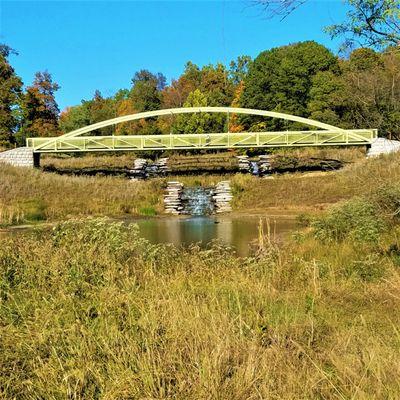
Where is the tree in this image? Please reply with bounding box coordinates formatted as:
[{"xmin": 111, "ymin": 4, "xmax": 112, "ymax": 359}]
[
  {"xmin": 240, "ymin": 41, "xmax": 339, "ymax": 130},
  {"xmin": 172, "ymin": 89, "xmax": 213, "ymax": 134},
  {"xmin": 307, "ymin": 47, "xmax": 400, "ymax": 138},
  {"xmin": 229, "ymin": 81, "xmax": 246, "ymax": 132},
  {"xmin": 88, "ymin": 90, "xmax": 116, "ymax": 135},
  {"xmin": 307, "ymin": 70, "xmax": 348, "ymax": 127},
  {"xmin": 130, "ymin": 70, "xmax": 166, "ymax": 112},
  {"xmin": 325, "ymin": 0, "xmax": 400, "ymax": 50},
  {"xmin": 254, "ymin": 0, "xmax": 308, "ymax": 20},
  {"xmin": 340, "ymin": 48, "xmax": 400, "ymax": 138},
  {"xmin": 115, "ymin": 97, "xmax": 137, "ymax": 135},
  {"xmin": 199, "ymin": 63, "xmax": 235, "ymax": 106},
  {"xmin": 19, "ymin": 71, "xmax": 60, "ymax": 142},
  {"xmin": 255, "ymin": 0, "xmax": 400, "ymax": 50},
  {"xmin": 59, "ymin": 102, "xmax": 91, "ymax": 134},
  {"xmin": 229, "ymin": 55, "xmax": 252, "ymax": 85},
  {"xmin": 0, "ymin": 44, "xmax": 23, "ymax": 147}
]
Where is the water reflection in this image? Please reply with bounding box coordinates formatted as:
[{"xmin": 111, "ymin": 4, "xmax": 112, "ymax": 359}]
[{"xmin": 135, "ymin": 215, "xmax": 297, "ymax": 256}]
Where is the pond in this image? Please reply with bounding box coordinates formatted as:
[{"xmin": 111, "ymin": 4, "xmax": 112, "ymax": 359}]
[
  {"xmin": 134, "ymin": 215, "xmax": 298, "ymax": 256},
  {"xmin": 1, "ymin": 215, "xmax": 299, "ymax": 257}
]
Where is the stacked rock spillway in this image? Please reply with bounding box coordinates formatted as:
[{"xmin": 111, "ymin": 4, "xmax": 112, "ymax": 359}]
[
  {"xmin": 213, "ymin": 181, "xmax": 232, "ymax": 213},
  {"xmin": 164, "ymin": 182, "xmax": 184, "ymax": 214},
  {"xmin": 259, "ymin": 154, "xmax": 272, "ymax": 176},
  {"xmin": 236, "ymin": 155, "xmax": 251, "ymax": 173},
  {"xmin": 129, "ymin": 158, "xmax": 148, "ymax": 180},
  {"xmin": 154, "ymin": 158, "xmax": 170, "ymax": 175}
]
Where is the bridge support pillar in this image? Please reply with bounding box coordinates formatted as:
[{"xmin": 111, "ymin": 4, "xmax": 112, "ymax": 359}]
[{"xmin": 33, "ymin": 152, "xmax": 41, "ymax": 168}]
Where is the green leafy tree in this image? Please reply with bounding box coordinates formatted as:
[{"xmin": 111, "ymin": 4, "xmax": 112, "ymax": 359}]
[
  {"xmin": 256, "ymin": 0, "xmax": 400, "ymax": 50},
  {"xmin": 325, "ymin": 0, "xmax": 400, "ymax": 50},
  {"xmin": 240, "ymin": 41, "xmax": 339, "ymax": 130},
  {"xmin": 308, "ymin": 71, "xmax": 348, "ymax": 126},
  {"xmin": 340, "ymin": 48, "xmax": 400, "ymax": 138},
  {"xmin": 229, "ymin": 55, "xmax": 252, "ymax": 85},
  {"xmin": 130, "ymin": 70, "xmax": 166, "ymax": 112},
  {"xmin": 173, "ymin": 89, "xmax": 212, "ymax": 134},
  {"xmin": 199, "ymin": 63, "xmax": 235, "ymax": 107},
  {"xmin": 88, "ymin": 90, "xmax": 116, "ymax": 135},
  {"xmin": 129, "ymin": 70, "xmax": 166, "ymax": 135},
  {"xmin": 0, "ymin": 44, "xmax": 23, "ymax": 147},
  {"xmin": 59, "ymin": 102, "xmax": 91, "ymax": 134},
  {"xmin": 308, "ymin": 47, "xmax": 400, "ymax": 138}
]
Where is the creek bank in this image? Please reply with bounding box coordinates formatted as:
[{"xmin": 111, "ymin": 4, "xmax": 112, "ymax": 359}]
[{"xmin": 41, "ymin": 154, "xmax": 344, "ymax": 178}]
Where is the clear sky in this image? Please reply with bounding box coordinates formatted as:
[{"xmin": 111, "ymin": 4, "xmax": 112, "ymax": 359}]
[{"xmin": 1, "ymin": 0, "xmax": 348, "ymax": 111}]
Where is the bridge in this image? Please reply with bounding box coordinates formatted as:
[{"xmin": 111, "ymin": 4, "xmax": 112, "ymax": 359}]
[
  {"xmin": 0, "ymin": 107, "xmax": 377, "ymax": 168},
  {"xmin": 26, "ymin": 107, "xmax": 376, "ymax": 153}
]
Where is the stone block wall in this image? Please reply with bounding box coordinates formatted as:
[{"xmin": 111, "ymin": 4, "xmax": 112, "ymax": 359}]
[
  {"xmin": 367, "ymin": 138, "xmax": 400, "ymax": 157},
  {"xmin": 0, "ymin": 147, "xmax": 40, "ymax": 167}
]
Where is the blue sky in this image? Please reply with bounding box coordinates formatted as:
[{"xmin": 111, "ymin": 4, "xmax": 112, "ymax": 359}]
[{"xmin": 1, "ymin": 0, "xmax": 348, "ymax": 110}]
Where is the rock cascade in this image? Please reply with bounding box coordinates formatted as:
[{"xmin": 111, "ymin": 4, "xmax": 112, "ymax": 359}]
[
  {"xmin": 213, "ymin": 181, "xmax": 232, "ymax": 213},
  {"xmin": 182, "ymin": 187, "xmax": 214, "ymax": 215},
  {"xmin": 154, "ymin": 158, "xmax": 169, "ymax": 174},
  {"xmin": 164, "ymin": 182, "xmax": 184, "ymax": 214}
]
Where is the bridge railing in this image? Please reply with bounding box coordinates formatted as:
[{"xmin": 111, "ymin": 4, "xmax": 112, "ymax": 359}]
[{"xmin": 27, "ymin": 129, "xmax": 377, "ymax": 153}]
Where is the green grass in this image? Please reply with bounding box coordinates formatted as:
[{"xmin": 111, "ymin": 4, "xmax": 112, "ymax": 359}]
[{"xmin": 1, "ymin": 217, "xmax": 399, "ymax": 398}]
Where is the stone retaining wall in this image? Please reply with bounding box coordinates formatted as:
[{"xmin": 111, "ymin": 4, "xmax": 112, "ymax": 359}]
[{"xmin": 0, "ymin": 147, "xmax": 40, "ymax": 167}]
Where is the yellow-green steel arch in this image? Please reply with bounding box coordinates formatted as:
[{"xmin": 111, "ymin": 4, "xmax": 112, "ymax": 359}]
[{"xmin": 59, "ymin": 107, "xmax": 345, "ymax": 139}]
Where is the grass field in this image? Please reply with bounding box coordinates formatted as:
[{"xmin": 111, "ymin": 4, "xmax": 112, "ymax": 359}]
[
  {"xmin": 1, "ymin": 208, "xmax": 400, "ymax": 398},
  {"xmin": 2, "ymin": 150, "xmax": 400, "ymax": 397}
]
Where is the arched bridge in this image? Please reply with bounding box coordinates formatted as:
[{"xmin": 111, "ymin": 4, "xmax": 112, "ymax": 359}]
[{"xmin": 26, "ymin": 107, "xmax": 377, "ymax": 153}]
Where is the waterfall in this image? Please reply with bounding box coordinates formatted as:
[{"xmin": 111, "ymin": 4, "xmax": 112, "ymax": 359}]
[
  {"xmin": 181, "ymin": 187, "xmax": 215, "ymax": 216},
  {"xmin": 250, "ymin": 161, "xmax": 259, "ymax": 176}
]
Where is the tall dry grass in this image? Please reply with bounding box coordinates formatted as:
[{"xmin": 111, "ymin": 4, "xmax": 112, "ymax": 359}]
[
  {"xmin": 0, "ymin": 164, "xmax": 164, "ymax": 225},
  {"xmin": 232, "ymin": 152, "xmax": 400, "ymax": 212},
  {"xmin": 2, "ymin": 151, "xmax": 400, "ymax": 226},
  {"xmin": 1, "ymin": 218, "xmax": 399, "ymax": 398}
]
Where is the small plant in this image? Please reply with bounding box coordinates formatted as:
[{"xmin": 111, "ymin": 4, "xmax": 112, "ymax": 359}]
[
  {"xmin": 139, "ymin": 206, "xmax": 157, "ymax": 216},
  {"xmin": 296, "ymin": 213, "xmax": 312, "ymax": 227},
  {"xmin": 21, "ymin": 199, "xmax": 47, "ymax": 222},
  {"xmin": 345, "ymin": 254, "xmax": 384, "ymax": 282}
]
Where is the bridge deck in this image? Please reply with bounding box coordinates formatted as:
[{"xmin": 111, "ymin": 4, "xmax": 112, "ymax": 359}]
[{"xmin": 27, "ymin": 129, "xmax": 377, "ymax": 153}]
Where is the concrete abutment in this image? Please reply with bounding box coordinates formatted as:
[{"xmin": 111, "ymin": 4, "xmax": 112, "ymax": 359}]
[{"xmin": 0, "ymin": 147, "xmax": 40, "ymax": 168}]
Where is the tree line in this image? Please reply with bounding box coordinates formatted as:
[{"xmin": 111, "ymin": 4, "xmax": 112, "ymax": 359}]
[{"xmin": 0, "ymin": 40, "xmax": 399, "ymax": 148}]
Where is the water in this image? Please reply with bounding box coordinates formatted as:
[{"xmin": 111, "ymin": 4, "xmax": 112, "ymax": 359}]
[
  {"xmin": 0, "ymin": 215, "xmax": 298, "ymax": 257},
  {"xmin": 135, "ymin": 215, "xmax": 297, "ymax": 256},
  {"xmin": 181, "ymin": 187, "xmax": 214, "ymax": 215},
  {"xmin": 250, "ymin": 161, "xmax": 259, "ymax": 176}
]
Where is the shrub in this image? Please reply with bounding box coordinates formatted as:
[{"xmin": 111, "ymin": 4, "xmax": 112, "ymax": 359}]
[
  {"xmin": 312, "ymin": 198, "xmax": 385, "ymax": 243},
  {"xmin": 371, "ymin": 184, "xmax": 400, "ymax": 223},
  {"xmin": 345, "ymin": 254, "xmax": 384, "ymax": 282}
]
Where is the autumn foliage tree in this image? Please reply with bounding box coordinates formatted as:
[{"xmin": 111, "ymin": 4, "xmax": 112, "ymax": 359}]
[{"xmin": 18, "ymin": 71, "xmax": 60, "ymax": 143}]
